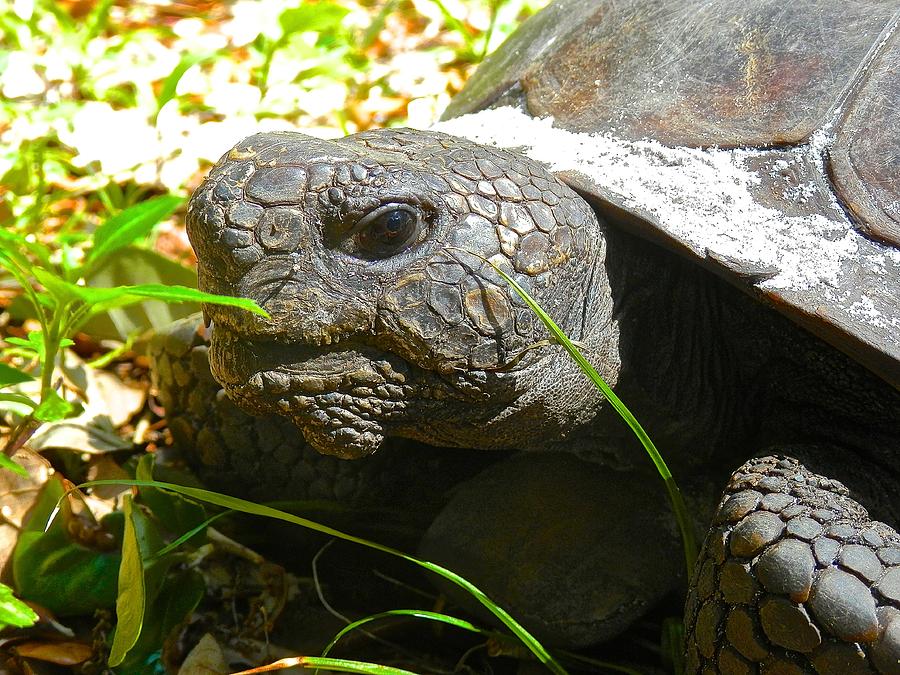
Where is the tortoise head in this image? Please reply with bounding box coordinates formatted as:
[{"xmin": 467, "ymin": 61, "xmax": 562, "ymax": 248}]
[{"xmin": 187, "ymin": 128, "xmax": 619, "ymax": 458}]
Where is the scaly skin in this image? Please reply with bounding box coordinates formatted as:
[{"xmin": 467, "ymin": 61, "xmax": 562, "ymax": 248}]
[
  {"xmin": 686, "ymin": 455, "xmax": 900, "ymax": 673},
  {"xmin": 150, "ymin": 315, "xmax": 492, "ymax": 510},
  {"xmin": 188, "ymin": 129, "xmax": 616, "ymax": 460},
  {"xmin": 181, "ymin": 127, "xmax": 900, "ymax": 669}
]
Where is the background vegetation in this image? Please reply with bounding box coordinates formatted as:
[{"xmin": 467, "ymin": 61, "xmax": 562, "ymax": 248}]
[
  {"xmin": 2, "ymin": 0, "xmax": 544, "ymax": 250},
  {"xmin": 0, "ymin": 0, "xmax": 565, "ymax": 673}
]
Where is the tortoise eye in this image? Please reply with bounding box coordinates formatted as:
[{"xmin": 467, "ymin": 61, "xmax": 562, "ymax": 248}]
[{"xmin": 356, "ymin": 204, "xmax": 421, "ymax": 256}]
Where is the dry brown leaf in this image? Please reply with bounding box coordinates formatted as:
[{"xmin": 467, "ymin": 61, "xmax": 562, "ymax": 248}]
[
  {"xmin": 12, "ymin": 640, "xmax": 93, "ymax": 666},
  {"xmin": 28, "ymin": 352, "xmax": 146, "ymax": 455},
  {"xmin": 84, "ymin": 455, "xmax": 132, "ymax": 501},
  {"xmin": 178, "ymin": 633, "xmax": 228, "ymax": 675},
  {"xmin": 0, "ymin": 449, "xmax": 52, "ymax": 575}
]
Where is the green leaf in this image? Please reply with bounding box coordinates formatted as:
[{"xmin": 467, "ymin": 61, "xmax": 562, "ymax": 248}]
[
  {"xmin": 4, "ymin": 331, "xmax": 60, "ymax": 354},
  {"xmin": 32, "ymin": 267, "xmax": 81, "ymax": 307},
  {"xmin": 84, "ymin": 195, "xmax": 184, "ymax": 274},
  {"xmin": 13, "ymin": 479, "xmax": 121, "ymax": 616},
  {"xmin": 0, "ymin": 392, "xmax": 38, "ymax": 411},
  {"xmin": 44, "ymin": 281, "xmax": 267, "ymax": 318},
  {"xmin": 115, "ymin": 568, "xmax": 205, "ymax": 674},
  {"xmin": 82, "ymin": 246, "xmax": 202, "ymax": 341},
  {"xmin": 156, "ymin": 53, "xmax": 215, "ymax": 115},
  {"xmin": 109, "ymin": 493, "xmax": 182, "ymax": 670},
  {"xmin": 278, "ymin": 4, "xmax": 350, "ymax": 36},
  {"xmin": 0, "ymin": 363, "xmax": 34, "ymax": 388},
  {"xmin": 26, "ymin": 271, "xmax": 266, "ymax": 336},
  {"xmin": 13, "ymin": 530, "xmax": 121, "ymax": 615},
  {"xmin": 82, "ymin": 284, "xmax": 268, "ymax": 330},
  {"xmin": 109, "ymin": 495, "xmax": 146, "ymax": 667},
  {"xmin": 34, "ymin": 389, "xmax": 77, "ymax": 422},
  {"xmin": 0, "ymin": 453, "xmax": 29, "ymax": 478},
  {"xmin": 5, "ymin": 337, "xmax": 33, "ymax": 350},
  {"xmin": 0, "ymin": 582, "xmax": 38, "ymax": 631}
]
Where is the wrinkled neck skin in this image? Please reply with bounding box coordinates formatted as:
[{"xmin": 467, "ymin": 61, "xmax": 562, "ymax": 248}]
[
  {"xmin": 584, "ymin": 227, "xmax": 760, "ymax": 469},
  {"xmin": 597, "ymin": 225, "xmax": 900, "ymax": 515}
]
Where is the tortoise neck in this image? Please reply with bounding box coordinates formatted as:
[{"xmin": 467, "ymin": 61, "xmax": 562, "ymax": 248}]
[
  {"xmin": 600, "ymin": 228, "xmax": 768, "ymax": 462},
  {"xmin": 601, "ymin": 226, "xmax": 900, "ymax": 471}
]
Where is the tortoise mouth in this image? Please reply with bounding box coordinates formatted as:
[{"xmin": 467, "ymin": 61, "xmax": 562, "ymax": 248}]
[{"xmin": 206, "ymin": 323, "xmax": 462, "ymax": 458}]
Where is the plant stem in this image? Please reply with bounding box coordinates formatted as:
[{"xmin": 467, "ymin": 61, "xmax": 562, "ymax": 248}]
[{"xmin": 39, "ymin": 310, "xmax": 65, "ymax": 404}]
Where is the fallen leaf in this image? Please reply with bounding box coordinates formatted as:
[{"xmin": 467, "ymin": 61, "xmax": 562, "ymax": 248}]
[
  {"xmin": 27, "ymin": 351, "xmax": 145, "ymax": 455},
  {"xmin": 13, "ymin": 640, "xmax": 93, "ymax": 666},
  {"xmin": 0, "ymin": 449, "xmax": 52, "ymax": 573},
  {"xmin": 85, "ymin": 455, "xmax": 132, "ymax": 501},
  {"xmin": 178, "ymin": 633, "xmax": 228, "ymax": 675}
]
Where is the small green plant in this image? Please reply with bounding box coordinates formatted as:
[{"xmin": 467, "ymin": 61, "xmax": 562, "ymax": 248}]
[
  {"xmin": 0, "ymin": 581, "xmax": 39, "ymax": 632},
  {"xmin": 0, "ymin": 196, "xmax": 266, "ymax": 466},
  {"xmin": 0, "ymin": 196, "xmax": 265, "ymax": 645}
]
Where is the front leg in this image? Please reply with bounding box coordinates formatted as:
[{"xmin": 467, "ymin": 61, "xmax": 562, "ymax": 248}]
[
  {"xmin": 685, "ymin": 455, "xmax": 900, "ymax": 673},
  {"xmin": 419, "ymin": 451, "xmax": 685, "ymax": 648}
]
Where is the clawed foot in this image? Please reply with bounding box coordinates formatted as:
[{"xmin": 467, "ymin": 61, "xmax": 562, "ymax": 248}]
[{"xmin": 685, "ymin": 455, "xmax": 900, "ymax": 673}]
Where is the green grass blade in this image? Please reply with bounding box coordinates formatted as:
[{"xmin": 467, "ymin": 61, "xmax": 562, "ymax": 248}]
[
  {"xmin": 72, "ymin": 479, "xmax": 568, "ymax": 675},
  {"xmin": 661, "ymin": 616, "xmax": 686, "ymax": 675},
  {"xmin": 85, "ymin": 195, "xmax": 184, "ymax": 275},
  {"xmin": 447, "ymin": 247, "xmax": 697, "ymax": 577},
  {"xmin": 150, "ymin": 511, "xmax": 230, "ymax": 560},
  {"xmin": 233, "ymin": 656, "xmax": 420, "ymax": 675},
  {"xmin": 322, "ymin": 609, "xmax": 486, "ymax": 657}
]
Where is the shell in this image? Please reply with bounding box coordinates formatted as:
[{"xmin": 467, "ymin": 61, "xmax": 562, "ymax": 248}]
[{"xmin": 441, "ymin": 0, "xmax": 900, "ymax": 387}]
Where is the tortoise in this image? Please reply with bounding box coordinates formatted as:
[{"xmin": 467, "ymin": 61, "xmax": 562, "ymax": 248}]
[{"xmin": 162, "ymin": 0, "xmax": 900, "ymax": 670}]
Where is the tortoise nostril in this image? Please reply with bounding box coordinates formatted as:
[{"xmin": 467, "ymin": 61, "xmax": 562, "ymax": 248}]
[{"xmin": 256, "ymin": 207, "xmax": 304, "ymax": 251}]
